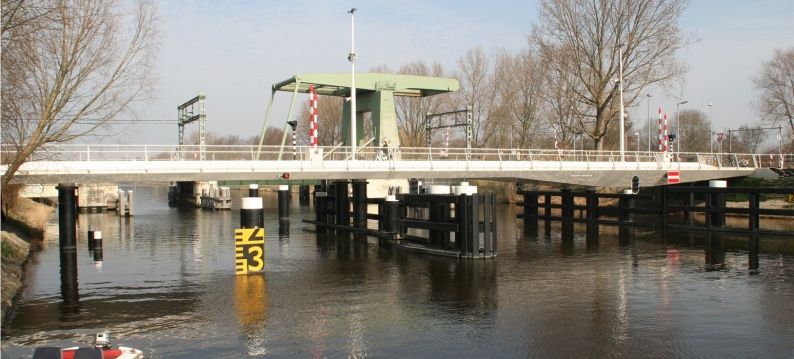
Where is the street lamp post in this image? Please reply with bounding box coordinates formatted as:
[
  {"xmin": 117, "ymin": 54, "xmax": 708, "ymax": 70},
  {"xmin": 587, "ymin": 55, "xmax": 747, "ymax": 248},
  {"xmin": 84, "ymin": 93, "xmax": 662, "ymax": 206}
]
[
  {"xmin": 676, "ymin": 100, "xmax": 688, "ymax": 153},
  {"xmin": 347, "ymin": 8, "xmax": 357, "ymax": 159},
  {"xmin": 707, "ymin": 103, "xmax": 713, "ymax": 153},
  {"xmin": 618, "ymin": 45, "xmax": 626, "ymax": 161},
  {"xmin": 646, "ymin": 94, "xmax": 652, "ymax": 152}
]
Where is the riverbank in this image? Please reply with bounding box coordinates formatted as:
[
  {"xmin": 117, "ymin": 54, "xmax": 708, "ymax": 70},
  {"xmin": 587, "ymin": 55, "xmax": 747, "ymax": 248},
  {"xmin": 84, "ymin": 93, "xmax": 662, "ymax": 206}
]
[{"xmin": 1, "ymin": 197, "xmax": 55, "ymax": 323}]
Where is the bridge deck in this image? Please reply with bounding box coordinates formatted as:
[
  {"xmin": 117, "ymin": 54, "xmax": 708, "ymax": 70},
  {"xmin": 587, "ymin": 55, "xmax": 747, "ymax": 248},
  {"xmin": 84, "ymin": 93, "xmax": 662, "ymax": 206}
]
[{"xmin": 3, "ymin": 145, "xmax": 786, "ymax": 187}]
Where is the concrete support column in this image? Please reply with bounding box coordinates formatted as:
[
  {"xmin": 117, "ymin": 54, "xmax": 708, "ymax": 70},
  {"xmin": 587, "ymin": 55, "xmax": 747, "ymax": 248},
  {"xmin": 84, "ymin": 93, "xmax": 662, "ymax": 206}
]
[
  {"xmin": 708, "ymin": 180, "xmax": 727, "ymax": 228},
  {"xmin": 248, "ymin": 183, "xmax": 259, "ymax": 198},
  {"xmin": 56, "ymin": 183, "xmax": 79, "ymax": 308},
  {"xmin": 620, "ymin": 189, "xmax": 635, "ymax": 223},
  {"xmin": 334, "ymin": 181, "xmax": 350, "ymax": 228},
  {"xmin": 241, "ymin": 196, "xmax": 264, "ymax": 229},
  {"xmin": 585, "ymin": 190, "xmax": 598, "ymax": 248},
  {"xmin": 352, "ymin": 180, "xmax": 368, "ymax": 229},
  {"xmin": 315, "ymin": 182, "xmax": 328, "ymax": 234},
  {"xmin": 522, "ymin": 192, "xmax": 538, "ymax": 236},
  {"xmin": 92, "ymin": 230, "xmax": 103, "ymax": 262},
  {"xmin": 561, "ymin": 189, "xmax": 574, "ymax": 220},
  {"xmin": 278, "ymin": 185, "xmax": 290, "ymax": 220},
  {"xmin": 383, "ymin": 195, "xmax": 399, "ymax": 239}
]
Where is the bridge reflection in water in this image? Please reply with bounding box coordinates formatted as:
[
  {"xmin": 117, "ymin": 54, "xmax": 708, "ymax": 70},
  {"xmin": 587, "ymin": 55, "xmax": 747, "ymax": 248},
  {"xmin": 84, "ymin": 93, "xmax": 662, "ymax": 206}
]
[{"xmin": 2, "ymin": 187, "xmax": 792, "ymax": 358}]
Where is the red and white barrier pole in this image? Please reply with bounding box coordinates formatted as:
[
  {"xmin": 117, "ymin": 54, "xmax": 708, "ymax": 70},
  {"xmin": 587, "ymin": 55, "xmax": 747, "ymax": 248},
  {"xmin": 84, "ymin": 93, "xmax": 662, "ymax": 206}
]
[{"xmin": 309, "ymin": 85, "xmax": 319, "ymax": 149}]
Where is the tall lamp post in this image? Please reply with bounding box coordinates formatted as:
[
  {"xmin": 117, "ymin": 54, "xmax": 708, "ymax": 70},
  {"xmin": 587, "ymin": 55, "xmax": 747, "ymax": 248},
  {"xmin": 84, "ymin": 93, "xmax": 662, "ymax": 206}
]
[
  {"xmin": 618, "ymin": 44, "xmax": 626, "ymax": 161},
  {"xmin": 707, "ymin": 103, "xmax": 713, "ymax": 153},
  {"xmin": 676, "ymin": 100, "xmax": 688, "ymax": 153},
  {"xmin": 347, "ymin": 8, "xmax": 357, "ymax": 158},
  {"xmin": 646, "ymin": 94, "xmax": 652, "ymax": 152}
]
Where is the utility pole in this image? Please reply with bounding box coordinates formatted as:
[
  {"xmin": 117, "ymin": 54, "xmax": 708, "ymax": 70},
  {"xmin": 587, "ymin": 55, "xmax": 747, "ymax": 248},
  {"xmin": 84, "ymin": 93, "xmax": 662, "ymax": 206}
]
[
  {"xmin": 348, "ymin": 8, "xmax": 357, "ymax": 159},
  {"xmin": 646, "ymin": 94, "xmax": 652, "ymax": 152}
]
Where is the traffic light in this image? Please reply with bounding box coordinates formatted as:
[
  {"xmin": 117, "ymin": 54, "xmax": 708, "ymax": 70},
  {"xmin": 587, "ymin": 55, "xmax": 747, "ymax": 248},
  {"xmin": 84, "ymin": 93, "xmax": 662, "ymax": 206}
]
[{"xmin": 631, "ymin": 175, "xmax": 640, "ymax": 194}]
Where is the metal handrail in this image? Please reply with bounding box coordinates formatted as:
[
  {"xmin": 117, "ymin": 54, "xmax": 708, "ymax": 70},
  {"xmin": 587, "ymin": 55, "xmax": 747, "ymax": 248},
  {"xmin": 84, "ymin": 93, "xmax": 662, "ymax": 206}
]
[{"xmin": 2, "ymin": 144, "xmax": 792, "ymax": 169}]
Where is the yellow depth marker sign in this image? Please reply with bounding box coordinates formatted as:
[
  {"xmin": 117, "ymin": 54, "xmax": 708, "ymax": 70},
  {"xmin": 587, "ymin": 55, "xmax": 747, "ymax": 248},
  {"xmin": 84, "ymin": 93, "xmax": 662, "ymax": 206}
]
[{"xmin": 235, "ymin": 228, "xmax": 265, "ymax": 275}]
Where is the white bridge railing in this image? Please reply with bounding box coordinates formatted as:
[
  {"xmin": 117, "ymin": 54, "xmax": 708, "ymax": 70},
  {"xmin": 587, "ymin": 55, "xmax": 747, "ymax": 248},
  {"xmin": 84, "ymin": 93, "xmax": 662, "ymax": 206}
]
[{"xmin": 1, "ymin": 144, "xmax": 790, "ymax": 169}]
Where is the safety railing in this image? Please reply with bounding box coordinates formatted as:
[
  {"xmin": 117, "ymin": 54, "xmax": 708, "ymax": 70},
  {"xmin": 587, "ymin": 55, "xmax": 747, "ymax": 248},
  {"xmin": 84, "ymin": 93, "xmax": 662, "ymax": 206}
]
[{"xmin": 2, "ymin": 144, "xmax": 791, "ymax": 169}]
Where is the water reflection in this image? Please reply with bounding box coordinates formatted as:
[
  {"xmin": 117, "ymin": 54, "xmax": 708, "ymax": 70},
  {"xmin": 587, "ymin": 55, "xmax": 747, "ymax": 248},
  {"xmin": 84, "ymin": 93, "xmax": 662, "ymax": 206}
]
[
  {"xmin": 3, "ymin": 187, "xmax": 793, "ymax": 358},
  {"xmin": 234, "ymin": 273, "xmax": 269, "ymax": 356},
  {"xmin": 59, "ymin": 250, "xmax": 80, "ymax": 318},
  {"xmin": 704, "ymin": 233, "xmax": 726, "ymax": 271}
]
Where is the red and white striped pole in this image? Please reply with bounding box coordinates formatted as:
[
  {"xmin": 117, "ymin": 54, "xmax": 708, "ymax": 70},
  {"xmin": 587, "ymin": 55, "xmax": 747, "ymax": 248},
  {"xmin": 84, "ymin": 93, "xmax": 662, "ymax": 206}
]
[
  {"xmin": 309, "ymin": 85, "xmax": 319, "ymax": 149},
  {"xmin": 658, "ymin": 107, "xmax": 664, "ymax": 152},
  {"xmin": 663, "ymin": 113, "xmax": 669, "ymax": 152}
]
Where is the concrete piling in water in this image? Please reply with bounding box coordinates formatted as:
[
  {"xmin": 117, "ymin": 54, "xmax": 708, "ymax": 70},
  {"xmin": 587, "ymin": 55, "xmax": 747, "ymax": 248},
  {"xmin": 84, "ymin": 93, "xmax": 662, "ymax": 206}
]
[
  {"xmin": 383, "ymin": 195, "xmax": 399, "ymax": 239},
  {"xmin": 620, "ymin": 189, "xmax": 635, "ymax": 223},
  {"xmin": 57, "ymin": 184, "xmax": 78, "ymax": 252},
  {"xmin": 352, "ymin": 180, "xmax": 368, "ymax": 229},
  {"xmin": 278, "ymin": 185, "xmax": 290, "ymax": 236},
  {"xmin": 241, "ymin": 196, "xmax": 264, "ymax": 229},
  {"xmin": 299, "ymin": 185, "xmax": 310, "ymax": 206},
  {"xmin": 88, "ymin": 226, "xmax": 96, "ymax": 251},
  {"xmin": 118, "ymin": 189, "xmax": 126, "ymax": 217},
  {"xmin": 248, "ymin": 183, "xmax": 259, "ymax": 198},
  {"xmin": 314, "ymin": 184, "xmax": 328, "ymax": 234},
  {"xmin": 560, "ymin": 189, "xmax": 574, "ymax": 242},
  {"xmin": 278, "ymin": 185, "xmax": 290, "ymax": 220},
  {"xmin": 522, "ymin": 191, "xmax": 539, "ymax": 237},
  {"xmin": 116, "ymin": 189, "xmax": 134, "ymax": 216},
  {"xmin": 127, "ymin": 191, "xmax": 134, "ymax": 216},
  {"xmin": 334, "ymin": 181, "xmax": 350, "ymax": 230},
  {"xmin": 56, "ymin": 183, "xmax": 79, "ymax": 308},
  {"xmin": 708, "ymin": 180, "xmax": 727, "ymax": 228},
  {"xmin": 92, "ymin": 230, "xmax": 103, "ymax": 262},
  {"xmin": 585, "ymin": 190, "xmax": 599, "ymax": 247}
]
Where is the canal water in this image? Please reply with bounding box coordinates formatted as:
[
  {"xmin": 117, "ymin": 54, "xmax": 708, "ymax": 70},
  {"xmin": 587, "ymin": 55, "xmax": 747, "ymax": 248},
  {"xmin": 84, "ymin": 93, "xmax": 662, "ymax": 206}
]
[{"xmin": 2, "ymin": 186, "xmax": 793, "ymax": 358}]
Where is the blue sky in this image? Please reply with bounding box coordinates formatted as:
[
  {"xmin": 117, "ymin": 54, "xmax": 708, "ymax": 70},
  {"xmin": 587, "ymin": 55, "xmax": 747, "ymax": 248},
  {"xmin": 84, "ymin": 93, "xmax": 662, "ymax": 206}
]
[{"xmin": 115, "ymin": 0, "xmax": 794, "ymax": 145}]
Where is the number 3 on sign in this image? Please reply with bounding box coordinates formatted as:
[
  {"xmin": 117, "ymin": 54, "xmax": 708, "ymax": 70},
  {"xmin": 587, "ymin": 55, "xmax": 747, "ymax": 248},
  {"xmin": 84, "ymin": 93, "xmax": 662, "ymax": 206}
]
[{"xmin": 234, "ymin": 228, "xmax": 265, "ymax": 275}]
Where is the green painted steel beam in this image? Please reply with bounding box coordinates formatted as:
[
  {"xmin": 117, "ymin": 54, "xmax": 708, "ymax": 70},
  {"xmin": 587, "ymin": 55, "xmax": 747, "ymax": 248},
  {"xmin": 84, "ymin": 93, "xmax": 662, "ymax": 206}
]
[{"xmin": 273, "ymin": 73, "xmax": 459, "ymax": 97}]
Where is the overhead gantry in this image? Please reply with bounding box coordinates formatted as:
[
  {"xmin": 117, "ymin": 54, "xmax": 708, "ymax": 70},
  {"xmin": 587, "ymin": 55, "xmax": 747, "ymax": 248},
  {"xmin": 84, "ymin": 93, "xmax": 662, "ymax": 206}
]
[{"xmin": 255, "ymin": 73, "xmax": 459, "ymax": 159}]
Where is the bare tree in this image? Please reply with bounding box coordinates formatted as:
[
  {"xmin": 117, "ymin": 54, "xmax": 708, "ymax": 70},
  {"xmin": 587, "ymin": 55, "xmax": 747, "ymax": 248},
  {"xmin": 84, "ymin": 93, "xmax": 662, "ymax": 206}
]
[
  {"xmin": 754, "ymin": 47, "xmax": 794, "ymax": 134},
  {"xmin": 296, "ymin": 95, "xmax": 344, "ymax": 146},
  {"xmin": 493, "ymin": 48, "xmax": 547, "ymax": 148},
  {"xmin": 671, "ymin": 109, "xmax": 710, "ymax": 152},
  {"xmin": 455, "ymin": 47, "xmax": 501, "ymax": 147},
  {"xmin": 726, "ymin": 125, "xmax": 766, "ymax": 154},
  {"xmin": 391, "ymin": 61, "xmax": 449, "ymax": 147},
  {"xmin": 1, "ymin": 0, "xmax": 159, "ymax": 188},
  {"xmin": 533, "ymin": 0, "xmax": 692, "ymax": 150}
]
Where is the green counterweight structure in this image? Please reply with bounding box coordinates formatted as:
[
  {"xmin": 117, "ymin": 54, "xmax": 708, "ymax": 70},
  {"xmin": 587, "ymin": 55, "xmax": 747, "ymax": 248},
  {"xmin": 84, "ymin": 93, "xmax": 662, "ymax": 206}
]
[{"xmin": 256, "ymin": 73, "xmax": 459, "ymax": 160}]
